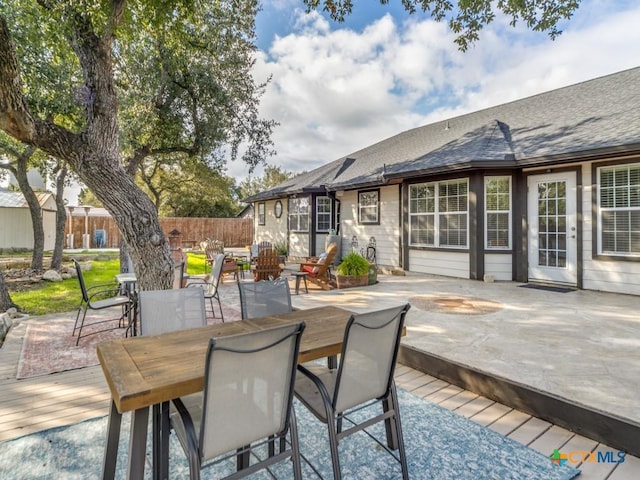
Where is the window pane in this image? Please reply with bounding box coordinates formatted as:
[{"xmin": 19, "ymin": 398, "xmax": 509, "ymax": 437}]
[
  {"xmin": 599, "ymin": 164, "xmax": 640, "ymax": 255},
  {"xmin": 359, "ymin": 191, "xmax": 378, "ymax": 223},
  {"xmin": 410, "ymin": 215, "xmax": 434, "ymax": 245}
]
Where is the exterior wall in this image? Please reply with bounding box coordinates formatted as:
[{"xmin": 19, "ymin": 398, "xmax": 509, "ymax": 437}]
[
  {"xmin": 254, "ymin": 199, "xmax": 288, "ymax": 247},
  {"xmin": 0, "ymin": 205, "xmax": 56, "ymax": 250},
  {"xmin": 580, "ymin": 162, "xmax": 640, "ymax": 296},
  {"xmin": 409, "ymin": 250, "xmax": 470, "ymax": 278},
  {"xmin": 484, "ymin": 254, "xmax": 512, "ymax": 281},
  {"xmin": 338, "ymin": 185, "xmax": 401, "ymax": 269},
  {"xmin": 289, "ymin": 233, "xmax": 310, "ymax": 258}
]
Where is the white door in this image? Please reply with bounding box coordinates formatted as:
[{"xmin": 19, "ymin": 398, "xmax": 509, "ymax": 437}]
[{"xmin": 527, "ymin": 172, "xmax": 578, "ymax": 285}]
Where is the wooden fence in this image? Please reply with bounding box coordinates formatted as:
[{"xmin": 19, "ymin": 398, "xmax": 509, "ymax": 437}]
[{"xmin": 65, "ymin": 216, "xmax": 254, "ymax": 249}]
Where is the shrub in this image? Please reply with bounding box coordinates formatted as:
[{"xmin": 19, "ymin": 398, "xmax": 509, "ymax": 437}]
[{"xmin": 336, "ymin": 252, "xmax": 369, "ymax": 276}]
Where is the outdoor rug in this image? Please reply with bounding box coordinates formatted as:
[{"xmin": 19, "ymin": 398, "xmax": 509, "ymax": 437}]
[
  {"xmin": 0, "ymin": 389, "xmax": 580, "ymax": 480},
  {"xmin": 16, "ymin": 304, "xmax": 242, "ymax": 380}
]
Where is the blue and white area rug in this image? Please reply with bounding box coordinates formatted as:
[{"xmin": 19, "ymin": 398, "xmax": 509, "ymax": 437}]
[{"xmin": 0, "ymin": 389, "xmax": 579, "ymax": 479}]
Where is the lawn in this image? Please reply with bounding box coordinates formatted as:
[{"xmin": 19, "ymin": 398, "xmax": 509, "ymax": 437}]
[{"xmin": 9, "ymin": 253, "xmax": 207, "ymax": 316}]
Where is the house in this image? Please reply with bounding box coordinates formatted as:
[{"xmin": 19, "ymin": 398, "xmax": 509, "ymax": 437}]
[
  {"xmin": 244, "ymin": 67, "xmax": 640, "ymax": 296},
  {"xmin": 0, "ymin": 189, "xmax": 57, "ymax": 251}
]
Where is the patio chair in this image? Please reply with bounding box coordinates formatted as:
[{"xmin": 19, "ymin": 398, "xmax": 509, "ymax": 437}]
[
  {"xmin": 186, "ymin": 253, "xmax": 226, "ymax": 321},
  {"xmin": 71, "ymin": 259, "xmax": 133, "ymax": 346},
  {"xmin": 138, "ymin": 287, "xmax": 207, "ymax": 479},
  {"xmin": 237, "ymin": 277, "xmax": 292, "ymax": 320},
  {"xmin": 294, "ymin": 303, "xmax": 411, "ymax": 480},
  {"xmin": 170, "ymin": 322, "xmax": 306, "ymax": 480},
  {"xmin": 253, "ymin": 246, "xmax": 282, "ymax": 281},
  {"xmin": 298, "ymin": 242, "xmax": 338, "ymax": 290},
  {"xmin": 173, "ymin": 261, "xmax": 186, "ymax": 289},
  {"xmin": 138, "ymin": 287, "xmax": 207, "ymax": 336},
  {"xmin": 204, "ymin": 239, "xmax": 225, "ymax": 273}
]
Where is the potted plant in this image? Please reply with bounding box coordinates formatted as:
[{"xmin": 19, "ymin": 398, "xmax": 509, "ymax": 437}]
[
  {"xmin": 335, "ymin": 252, "xmax": 370, "ymax": 288},
  {"xmin": 274, "ymin": 242, "xmax": 287, "ymax": 265}
]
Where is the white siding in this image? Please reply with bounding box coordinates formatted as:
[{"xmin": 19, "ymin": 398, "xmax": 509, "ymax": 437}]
[
  {"xmin": 484, "ymin": 254, "xmax": 512, "ymax": 281},
  {"xmin": 409, "ymin": 250, "xmax": 470, "ymax": 279},
  {"xmin": 289, "ymin": 233, "xmax": 309, "ymax": 258},
  {"xmin": 254, "ymin": 199, "xmax": 288, "ymax": 247},
  {"xmin": 0, "ymin": 207, "xmax": 56, "ymax": 251},
  {"xmin": 338, "ymin": 185, "xmax": 401, "ymax": 269}
]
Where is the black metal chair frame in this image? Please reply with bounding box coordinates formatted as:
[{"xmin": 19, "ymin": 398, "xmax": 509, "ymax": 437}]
[
  {"xmin": 170, "ymin": 322, "xmax": 306, "ymax": 480},
  {"xmin": 294, "ymin": 304, "xmax": 411, "ymax": 480},
  {"xmin": 72, "ymin": 259, "xmax": 133, "ymax": 346}
]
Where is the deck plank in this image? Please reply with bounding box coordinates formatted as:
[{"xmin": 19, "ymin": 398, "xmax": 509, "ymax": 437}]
[
  {"xmin": 469, "ymin": 402, "xmax": 512, "ymax": 426},
  {"xmin": 507, "ymin": 416, "xmax": 552, "ymax": 446},
  {"xmin": 487, "ymin": 409, "xmax": 532, "ymax": 436},
  {"xmin": 438, "ymin": 389, "xmax": 478, "ymax": 411},
  {"xmin": 455, "ymin": 396, "xmax": 495, "ymax": 419},
  {"xmin": 607, "ymin": 453, "xmax": 640, "ymax": 480},
  {"xmin": 528, "ymin": 424, "xmax": 575, "ymax": 455},
  {"xmin": 577, "ymin": 445, "xmax": 621, "ymax": 480}
]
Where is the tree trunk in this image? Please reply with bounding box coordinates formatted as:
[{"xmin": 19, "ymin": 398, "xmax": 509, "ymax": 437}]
[
  {"xmin": 50, "ymin": 162, "xmax": 67, "ymax": 270},
  {"xmin": 0, "ymin": 270, "xmax": 16, "ymax": 313},
  {"xmin": 12, "ymin": 153, "xmax": 44, "ymax": 271},
  {"xmin": 0, "ymin": 15, "xmax": 174, "ymax": 291}
]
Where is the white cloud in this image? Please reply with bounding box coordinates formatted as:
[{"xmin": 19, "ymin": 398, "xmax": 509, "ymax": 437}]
[{"xmin": 227, "ymin": 2, "xmax": 640, "ymax": 181}]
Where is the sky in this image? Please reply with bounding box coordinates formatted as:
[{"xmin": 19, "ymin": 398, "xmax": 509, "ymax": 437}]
[{"xmin": 225, "ymin": 0, "xmax": 640, "ymax": 182}]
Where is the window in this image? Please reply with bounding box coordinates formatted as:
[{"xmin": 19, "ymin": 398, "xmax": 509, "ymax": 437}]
[
  {"xmin": 358, "ymin": 190, "xmax": 379, "ymax": 224},
  {"xmin": 316, "ymin": 196, "xmax": 332, "ymax": 231},
  {"xmin": 288, "ymin": 197, "xmax": 309, "ymax": 232},
  {"xmin": 598, "ymin": 163, "xmax": 640, "ymax": 256},
  {"xmin": 485, "ymin": 177, "xmax": 511, "ymax": 249},
  {"xmin": 257, "ymin": 203, "xmax": 265, "ymax": 226},
  {"xmin": 409, "ymin": 179, "xmax": 468, "ymax": 248}
]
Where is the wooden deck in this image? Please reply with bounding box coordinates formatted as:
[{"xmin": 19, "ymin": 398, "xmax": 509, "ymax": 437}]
[{"xmin": 0, "ymin": 319, "xmax": 637, "ymax": 479}]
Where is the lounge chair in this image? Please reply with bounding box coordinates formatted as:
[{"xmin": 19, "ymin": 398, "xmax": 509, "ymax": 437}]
[{"xmin": 298, "ymin": 242, "xmax": 338, "ymax": 290}]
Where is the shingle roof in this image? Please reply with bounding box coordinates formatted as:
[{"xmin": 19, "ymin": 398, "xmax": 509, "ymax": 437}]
[{"xmin": 251, "ymin": 67, "xmax": 640, "ymax": 200}]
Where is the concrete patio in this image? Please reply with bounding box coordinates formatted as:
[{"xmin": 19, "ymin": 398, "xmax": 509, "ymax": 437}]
[{"xmin": 286, "ymin": 271, "xmax": 640, "ymax": 458}]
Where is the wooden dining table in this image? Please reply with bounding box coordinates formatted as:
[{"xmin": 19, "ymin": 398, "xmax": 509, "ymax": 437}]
[{"xmin": 97, "ymin": 305, "xmax": 358, "ymax": 480}]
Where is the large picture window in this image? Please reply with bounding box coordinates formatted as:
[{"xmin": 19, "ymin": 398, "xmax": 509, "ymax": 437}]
[
  {"xmin": 598, "ymin": 163, "xmax": 640, "ymax": 256},
  {"xmin": 288, "ymin": 197, "xmax": 310, "ymax": 232},
  {"xmin": 409, "ymin": 179, "xmax": 468, "ymax": 248},
  {"xmin": 316, "ymin": 196, "xmax": 332, "ymax": 232},
  {"xmin": 358, "ymin": 190, "xmax": 379, "ymax": 224},
  {"xmin": 485, "ymin": 177, "xmax": 511, "ymax": 249}
]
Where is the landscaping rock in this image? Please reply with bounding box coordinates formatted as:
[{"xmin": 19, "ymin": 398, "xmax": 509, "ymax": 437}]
[
  {"xmin": 42, "ymin": 270, "xmax": 63, "ymax": 282},
  {"xmin": 0, "ymin": 313, "xmax": 13, "ymax": 346}
]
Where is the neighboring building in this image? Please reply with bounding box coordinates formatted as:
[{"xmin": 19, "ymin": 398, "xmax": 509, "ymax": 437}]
[
  {"xmin": 0, "ymin": 189, "xmax": 57, "ymax": 250},
  {"xmin": 236, "ymin": 204, "xmax": 254, "ymax": 219},
  {"xmin": 244, "ymin": 67, "xmax": 640, "ymax": 296}
]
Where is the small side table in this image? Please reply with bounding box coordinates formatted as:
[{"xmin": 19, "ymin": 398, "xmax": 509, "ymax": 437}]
[{"xmin": 291, "ymin": 271, "xmax": 309, "ymax": 295}]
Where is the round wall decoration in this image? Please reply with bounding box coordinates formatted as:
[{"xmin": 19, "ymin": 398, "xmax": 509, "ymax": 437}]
[{"xmin": 274, "ymin": 200, "xmax": 283, "ymax": 218}]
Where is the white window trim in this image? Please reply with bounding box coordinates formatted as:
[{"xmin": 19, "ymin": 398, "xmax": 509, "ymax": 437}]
[
  {"xmin": 409, "ymin": 179, "xmax": 469, "ymax": 249},
  {"xmin": 484, "ymin": 176, "xmax": 512, "ymax": 250},
  {"xmin": 597, "ymin": 163, "xmax": 640, "ymax": 257}
]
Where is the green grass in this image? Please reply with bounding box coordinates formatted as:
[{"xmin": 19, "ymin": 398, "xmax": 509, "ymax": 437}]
[
  {"xmin": 10, "ymin": 258, "xmax": 121, "ymax": 316},
  {"xmin": 9, "ymin": 253, "xmax": 208, "ymax": 316},
  {"xmin": 185, "ymin": 252, "xmax": 208, "ymax": 275}
]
